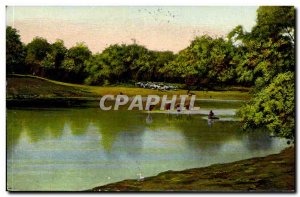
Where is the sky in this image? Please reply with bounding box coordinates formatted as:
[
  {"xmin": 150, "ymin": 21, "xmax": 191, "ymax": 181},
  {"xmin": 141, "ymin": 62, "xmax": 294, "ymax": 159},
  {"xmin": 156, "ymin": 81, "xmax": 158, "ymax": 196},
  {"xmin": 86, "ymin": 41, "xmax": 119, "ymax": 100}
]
[{"xmin": 6, "ymin": 6, "xmax": 258, "ymax": 53}]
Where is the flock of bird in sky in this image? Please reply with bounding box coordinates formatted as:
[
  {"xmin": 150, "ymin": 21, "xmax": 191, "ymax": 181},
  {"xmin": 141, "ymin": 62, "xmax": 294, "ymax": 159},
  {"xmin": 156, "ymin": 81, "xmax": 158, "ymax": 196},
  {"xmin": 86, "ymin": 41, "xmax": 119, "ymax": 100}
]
[
  {"xmin": 137, "ymin": 8, "xmax": 176, "ymax": 24},
  {"xmin": 136, "ymin": 8, "xmax": 214, "ymax": 37}
]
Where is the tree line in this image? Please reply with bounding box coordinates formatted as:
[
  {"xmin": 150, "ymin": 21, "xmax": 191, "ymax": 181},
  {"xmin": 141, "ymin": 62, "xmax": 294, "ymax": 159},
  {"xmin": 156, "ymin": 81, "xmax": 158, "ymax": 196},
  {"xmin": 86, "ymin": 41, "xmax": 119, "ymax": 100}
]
[
  {"xmin": 6, "ymin": 7, "xmax": 294, "ymax": 88},
  {"xmin": 5, "ymin": 30, "xmax": 255, "ymax": 88},
  {"xmin": 6, "ymin": 6, "xmax": 295, "ymax": 139},
  {"xmin": 6, "ymin": 30, "xmax": 178, "ymax": 85}
]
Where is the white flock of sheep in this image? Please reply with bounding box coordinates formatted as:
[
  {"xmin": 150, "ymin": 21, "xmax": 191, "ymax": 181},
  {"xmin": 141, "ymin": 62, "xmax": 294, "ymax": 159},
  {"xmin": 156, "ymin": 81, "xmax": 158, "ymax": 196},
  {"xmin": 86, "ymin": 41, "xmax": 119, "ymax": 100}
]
[{"xmin": 135, "ymin": 82, "xmax": 178, "ymax": 91}]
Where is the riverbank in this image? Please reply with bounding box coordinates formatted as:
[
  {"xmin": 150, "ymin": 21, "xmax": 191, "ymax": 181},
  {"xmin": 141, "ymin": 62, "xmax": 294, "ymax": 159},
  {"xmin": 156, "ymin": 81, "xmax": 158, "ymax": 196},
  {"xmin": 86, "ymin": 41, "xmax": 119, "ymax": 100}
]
[
  {"xmin": 7, "ymin": 75, "xmax": 251, "ymax": 102},
  {"xmin": 89, "ymin": 146, "xmax": 295, "ymax": 192}
]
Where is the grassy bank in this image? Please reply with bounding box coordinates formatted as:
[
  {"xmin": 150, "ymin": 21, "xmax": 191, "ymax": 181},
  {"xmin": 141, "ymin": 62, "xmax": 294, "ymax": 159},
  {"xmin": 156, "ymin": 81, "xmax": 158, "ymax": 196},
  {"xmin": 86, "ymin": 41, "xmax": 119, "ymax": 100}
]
[
  {"xmin": 7, "ymin": 75, "xmax": 251, "ymax": 101},
  {"xmin": 89, "ymin": 147, "xmax": 295, "ymax": 192}
]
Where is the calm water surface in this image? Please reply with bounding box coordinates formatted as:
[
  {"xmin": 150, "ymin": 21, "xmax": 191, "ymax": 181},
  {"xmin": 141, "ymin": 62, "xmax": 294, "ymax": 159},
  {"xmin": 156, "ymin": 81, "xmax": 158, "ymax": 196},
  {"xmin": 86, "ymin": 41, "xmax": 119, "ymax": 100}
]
[{"xmin": 7, "ymin": 101, "xmax": 289, "ymax": 191}]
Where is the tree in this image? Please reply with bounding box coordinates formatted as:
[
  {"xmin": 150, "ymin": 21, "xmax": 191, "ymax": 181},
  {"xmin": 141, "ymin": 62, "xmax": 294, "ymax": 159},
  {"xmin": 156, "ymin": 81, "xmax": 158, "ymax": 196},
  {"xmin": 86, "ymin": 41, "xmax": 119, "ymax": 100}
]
[
  {"xmin": 151, "ymin": 51, "xmax": 175, "ymax": 82},
  {"xmin": 238, "ymin": 72, "xmax": 295, "ymax": 140},
  {"xmin": 25, "ymin": 37, "xmax": 51, "ymax": 75},
  {"xmin": 84, "ymin": 53, "xmax": 106, "ymax": 85},
  {"xmin": 84, "ymin": 43, "xmax": 174, "ymax": 85},
  {"xmin": 41, "ymin": 39, "xmax": 67, "ymax": 79},
  {"xmin": 61, "ymin": 42, "xmax": 91, "ymax": 83},
  {"xmin": 161, "ymin": 35, "xmax": 236, "ymax": 88},
  {"xmin": 228, "ymin": 6, "xmax": 295, "ymax": 86},
  {"xmin": 50, "ymin": 39, "xmax": 67, "ymax": 70},
  {"xmin": 254, "ymin": 6, "xmax": 295, "ymax": 42},
  {"xmin": 237, "ymin": 6, "xmax": 295, "ymax": 139},
  {"xmin": 6, "ymin": 26, "xmax": 26, "ymax": 74}
]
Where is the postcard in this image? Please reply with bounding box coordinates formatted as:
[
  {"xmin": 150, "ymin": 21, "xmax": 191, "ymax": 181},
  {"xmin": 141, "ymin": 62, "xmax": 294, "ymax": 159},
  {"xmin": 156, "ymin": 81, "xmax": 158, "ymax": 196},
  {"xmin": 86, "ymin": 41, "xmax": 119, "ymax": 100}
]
[{"xmin": 6, "ymin": 6, "xmax": 295, "ymax": 192}]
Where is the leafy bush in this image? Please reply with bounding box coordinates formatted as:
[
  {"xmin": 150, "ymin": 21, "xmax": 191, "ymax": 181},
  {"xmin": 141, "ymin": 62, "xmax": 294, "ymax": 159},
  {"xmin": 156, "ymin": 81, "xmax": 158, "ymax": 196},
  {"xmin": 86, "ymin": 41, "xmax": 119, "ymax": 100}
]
[{"xmin": 238, "ymin": 72, "xmax": 295, "ymax": 139}]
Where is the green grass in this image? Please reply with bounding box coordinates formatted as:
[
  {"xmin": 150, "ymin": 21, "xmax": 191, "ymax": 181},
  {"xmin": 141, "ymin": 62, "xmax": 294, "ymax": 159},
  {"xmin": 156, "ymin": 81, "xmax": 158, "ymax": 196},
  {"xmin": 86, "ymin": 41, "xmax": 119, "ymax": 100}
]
[
  {"xmin": 7, "ymin": 75, "xmax": 96, "ymax": 99},
  {"xmin": 7, "ymin": 74, "xmax": 251, "ymax": 100},
  {"xmin": 89, "ymin": 147, "xmax": 295, "ymax": 192}
]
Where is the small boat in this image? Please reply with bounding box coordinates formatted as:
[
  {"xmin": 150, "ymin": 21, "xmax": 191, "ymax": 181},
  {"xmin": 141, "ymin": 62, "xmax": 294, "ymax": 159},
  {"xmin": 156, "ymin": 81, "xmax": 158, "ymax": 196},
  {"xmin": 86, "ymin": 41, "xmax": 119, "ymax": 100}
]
[{"xmin": 208, "ymin": 116, "xmax": 219, "ymax": 120}]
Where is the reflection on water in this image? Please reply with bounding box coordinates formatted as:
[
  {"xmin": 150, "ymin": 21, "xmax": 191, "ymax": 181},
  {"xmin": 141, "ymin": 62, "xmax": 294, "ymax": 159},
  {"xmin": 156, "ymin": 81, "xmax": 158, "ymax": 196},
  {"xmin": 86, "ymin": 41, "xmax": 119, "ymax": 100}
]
[
  {"xmin": 7, "ymin": 105, "xmax": 289, "ymax": 191},
  {"xmin": 146, "ymin": 113, "xmax": 153, "ymax": 124},
  {"xmin": 208, "ymin": 119, "xmax": 214, "ymax": 127}
]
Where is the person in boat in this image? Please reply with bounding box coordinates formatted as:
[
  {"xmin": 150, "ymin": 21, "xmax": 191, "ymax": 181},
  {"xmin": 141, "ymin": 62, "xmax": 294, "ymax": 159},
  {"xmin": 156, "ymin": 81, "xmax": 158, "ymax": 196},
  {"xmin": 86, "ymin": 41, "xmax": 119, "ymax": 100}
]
[{"xmin": 208, "ymin": 110, "xmax": 215, "ymax": 119}]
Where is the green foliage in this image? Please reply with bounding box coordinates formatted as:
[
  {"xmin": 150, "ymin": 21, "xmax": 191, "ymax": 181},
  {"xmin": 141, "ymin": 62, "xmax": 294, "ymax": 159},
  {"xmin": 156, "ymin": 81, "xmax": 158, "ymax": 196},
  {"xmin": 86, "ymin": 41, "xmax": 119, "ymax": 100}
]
[
  {"xmin": 39, "ymin": 39, "xmax": 67, "ymax": 80},
  {"xmin": 238, "ymin": 72, "xmax": 294, "ymax": 139},
  {"xmin": 41, "ymin": 53, "xmax": 55, "ymax": 70},
  {"xmin": 26, "ymin": 37, "xmax": 51, "ymax": 62},
  {"xmin": 61, "ymin": 42, "xmax": 91, "ymax": 83},
  {"xmin": 84, "ymin": 44, "xmax": 175, "ymax": 85},
  {"xmin": 84, "ymin": 53, "xmax": 105, "ymax": 85},
  {"xmin": 255, "ymin": 6, "xmax": 295, "ymax": 42},
  {"xmin": 6, "ymin": 26, "xmax": 26, "ymax": 74},
  {"xmin": 50, "ymin": 39, "xmax": 68, "ymax": 69},
  {"xmin": 162, "ymin": 35, "xmax": 236, "ymax": 87},
  {"xmin": 233, "ymin": 38, "xmax": 294, "ymax": 88},
  {"xmin": 228, "ymin": 6, "xmax": 295, "ymax": 87},
  {"xmin": 227, "ymin": 25, "xmax": 247, "ymax": 43},
  {"xmin": 237, "ymin": 6, "xmax": 295, "ymax": 139},
  {"xmin": 25, "ymin": 37, "xmax": 51, "ymax": 75}
]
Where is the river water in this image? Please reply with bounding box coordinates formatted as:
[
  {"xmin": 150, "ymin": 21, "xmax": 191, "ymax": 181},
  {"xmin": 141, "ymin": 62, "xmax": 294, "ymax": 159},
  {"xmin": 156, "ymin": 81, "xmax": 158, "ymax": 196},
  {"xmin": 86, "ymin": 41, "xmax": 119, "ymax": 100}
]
[{"xmin": 7, "ymin": 100, "xmax": 289, "ymax": 191}]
